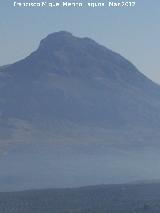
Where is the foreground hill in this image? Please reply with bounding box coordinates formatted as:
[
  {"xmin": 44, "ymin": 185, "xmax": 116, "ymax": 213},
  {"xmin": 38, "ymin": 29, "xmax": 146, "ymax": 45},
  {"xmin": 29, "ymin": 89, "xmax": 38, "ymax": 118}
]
[{"xmin": 1, "ymin": 183, "xmax": 160, "ymax": 213}]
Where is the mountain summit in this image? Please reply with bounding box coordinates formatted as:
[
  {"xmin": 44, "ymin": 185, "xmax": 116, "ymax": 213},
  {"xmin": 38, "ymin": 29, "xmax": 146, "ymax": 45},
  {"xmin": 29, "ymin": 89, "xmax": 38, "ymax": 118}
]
[{"xmin": 4, "ymin": 31, "xmax": 155, "ymax": 83}]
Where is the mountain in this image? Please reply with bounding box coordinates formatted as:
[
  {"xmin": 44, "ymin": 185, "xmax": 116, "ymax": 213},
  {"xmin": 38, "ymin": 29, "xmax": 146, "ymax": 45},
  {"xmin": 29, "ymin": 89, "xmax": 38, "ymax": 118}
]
[
  {"xmin": 0, "ymin": 31, "xmax": 160, "ymax": 131},
  {"xmin": 1, "ymin": 31, "xmax": 160, "ymax": 191}
]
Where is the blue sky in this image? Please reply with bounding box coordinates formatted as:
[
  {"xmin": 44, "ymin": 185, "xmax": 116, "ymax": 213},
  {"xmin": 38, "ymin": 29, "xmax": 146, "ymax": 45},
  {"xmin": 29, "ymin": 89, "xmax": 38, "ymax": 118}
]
[{"xmin": 0, "ymin": 0, "xmax": 160, "ymax": 83}]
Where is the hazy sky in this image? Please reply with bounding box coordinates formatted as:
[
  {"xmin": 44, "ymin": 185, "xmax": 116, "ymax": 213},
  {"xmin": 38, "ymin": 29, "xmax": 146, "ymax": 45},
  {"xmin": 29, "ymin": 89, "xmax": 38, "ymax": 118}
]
[{"xmin": 0, "ymin": 0, "xmax": 160, "ymax": 83}]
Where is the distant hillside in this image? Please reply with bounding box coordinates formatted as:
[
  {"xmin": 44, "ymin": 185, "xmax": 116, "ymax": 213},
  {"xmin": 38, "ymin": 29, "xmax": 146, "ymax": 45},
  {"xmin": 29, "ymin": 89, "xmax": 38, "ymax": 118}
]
[{"xmin": 1, "ymin": 183, "xmax": 160, "ymax": 213}]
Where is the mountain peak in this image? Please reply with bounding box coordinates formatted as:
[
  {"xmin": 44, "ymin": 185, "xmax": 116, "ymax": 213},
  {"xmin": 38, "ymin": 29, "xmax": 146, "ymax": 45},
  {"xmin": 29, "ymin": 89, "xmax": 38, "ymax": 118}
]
[
  {"xmin": 41, "ymin": 31, "xmax": 73, "ymax": 42},
  {"xmin": 39, "ymin": 31, "xmax": 75, "ymax": 50},
  {"xmin": 34, "ymin": 31, "xmax": 146, "ymax": 82},
  {"xmin": 38, "ymin": 31, "xmax": 99, "ymax": 53},
  {"xmin": 4, "ymin": 31, "xmax": 153, "ymax": 86}
]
